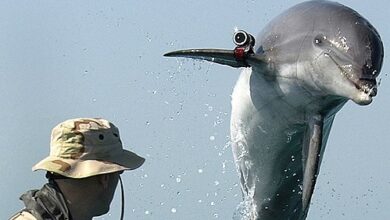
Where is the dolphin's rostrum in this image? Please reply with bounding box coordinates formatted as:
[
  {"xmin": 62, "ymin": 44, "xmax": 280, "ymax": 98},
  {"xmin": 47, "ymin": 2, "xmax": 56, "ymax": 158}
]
[{"xmin": 165, "ymin": 1, "xmax": 383, "ymax": 219}]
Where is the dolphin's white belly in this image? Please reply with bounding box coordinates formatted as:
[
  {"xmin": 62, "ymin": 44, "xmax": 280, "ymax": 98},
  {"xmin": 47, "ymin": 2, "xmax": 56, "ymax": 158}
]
[{"xmin": 230, "ymin": 68, "xmax": 325, "ymax": 219}]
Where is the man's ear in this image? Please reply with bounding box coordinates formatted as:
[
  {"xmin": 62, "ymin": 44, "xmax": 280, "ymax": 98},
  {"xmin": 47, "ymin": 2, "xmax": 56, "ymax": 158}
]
[{"xmin": 98, "ymin": 174, "xmax": 110, "ymax": 189}]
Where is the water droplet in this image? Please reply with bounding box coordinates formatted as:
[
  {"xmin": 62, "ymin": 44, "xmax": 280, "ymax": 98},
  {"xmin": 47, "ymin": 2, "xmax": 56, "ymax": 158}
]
[
  {"xmin": 146, "ymin": 34, "xmax": 152, "ymax": 42},
  {"xmin": 291, "ymin": 155, "xmax": 295, "ymax": 162},
  {"xmin": 214, "ymin": 181, "xmax": 220, "ymax": 186},
  {"xmin": 222, "ymin": 161, "xmax": 226, "ymax": 169},
  {"xmin": 145, "ymin": 210, "xmax": 150, "ymax": 215},
  {"xmin": 176, "ymin": 177, "xmax": 181, "ymax": 183},
  {"xmin": 198, "ymin": 169, "xmax": 203, "ymax": 173},
  {"xmin": 209, "ymin": 136, "xmax": 215, "ymax": 141},
  {"xmin": 171, "ymin": 208, "xmax": 177, "ymax": 213}
]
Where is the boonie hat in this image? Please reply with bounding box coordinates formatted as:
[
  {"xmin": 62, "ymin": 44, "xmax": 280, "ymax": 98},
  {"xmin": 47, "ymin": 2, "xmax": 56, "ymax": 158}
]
[{"xmin": 33, "ymin": 118, "xmax": 145, "ymax": 178}]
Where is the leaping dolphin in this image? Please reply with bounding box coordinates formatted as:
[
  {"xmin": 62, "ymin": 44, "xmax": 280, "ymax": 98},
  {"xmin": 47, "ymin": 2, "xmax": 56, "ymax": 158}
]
[{"xmin": 164, "ymin": 1, "xmax": 384, "ymax": 219}]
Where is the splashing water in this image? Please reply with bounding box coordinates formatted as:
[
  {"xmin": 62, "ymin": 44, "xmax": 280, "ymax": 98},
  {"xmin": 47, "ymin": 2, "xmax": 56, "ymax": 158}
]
[{"xmin": 233, "ymin": 198, "xmax": 255, "ymax": 220}]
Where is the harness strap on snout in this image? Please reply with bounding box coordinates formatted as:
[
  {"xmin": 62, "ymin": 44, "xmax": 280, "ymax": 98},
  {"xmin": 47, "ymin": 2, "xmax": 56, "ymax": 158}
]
[{"xmin": 119, "ymin": 176, "xmax": 125, "ymax": 220}]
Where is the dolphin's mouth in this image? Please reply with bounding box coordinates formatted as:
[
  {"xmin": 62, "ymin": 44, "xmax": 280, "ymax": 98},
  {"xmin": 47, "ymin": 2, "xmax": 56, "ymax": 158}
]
[
  {"xmin": 326, "ymin": 53, "xmax": 378, "ymax": 98},
  {"xmin": 354, "ymin": 79, "xmax": 377, "ymax": 97}
]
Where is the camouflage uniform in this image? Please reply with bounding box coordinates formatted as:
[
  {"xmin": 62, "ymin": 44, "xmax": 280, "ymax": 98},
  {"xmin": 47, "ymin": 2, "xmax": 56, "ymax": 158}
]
[
  {"xmin": 10, "ymin": 212, "xmax": 36, "ymax": 220},
  {"xmin": 10, "ymin": 118, "xmax": 145, "ymax": 220}
]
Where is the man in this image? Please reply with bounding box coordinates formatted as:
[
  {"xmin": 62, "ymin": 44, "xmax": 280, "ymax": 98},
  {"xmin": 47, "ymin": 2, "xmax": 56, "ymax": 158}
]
[{"xmin": 10, "ymin": 118, "xmax": 145, "ymax": 220}]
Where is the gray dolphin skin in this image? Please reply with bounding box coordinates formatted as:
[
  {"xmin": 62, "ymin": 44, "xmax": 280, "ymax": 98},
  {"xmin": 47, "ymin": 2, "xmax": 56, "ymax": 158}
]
[{"xmin": 164, "ymin": 1, "xmax": 384, "ymax": 219}]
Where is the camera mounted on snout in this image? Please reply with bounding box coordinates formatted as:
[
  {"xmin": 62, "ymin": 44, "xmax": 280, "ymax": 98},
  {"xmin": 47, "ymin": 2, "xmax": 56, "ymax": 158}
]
[{"xmin": 233, "ymin": 30, "xmax": 255, "ymax": 62}]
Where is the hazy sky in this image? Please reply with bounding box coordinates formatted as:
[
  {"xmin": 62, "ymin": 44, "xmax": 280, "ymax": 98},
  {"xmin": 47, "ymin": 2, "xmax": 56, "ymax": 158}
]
[{"xmin": 1, "ymin": 0, "xmax": 389, "ymax": 219}]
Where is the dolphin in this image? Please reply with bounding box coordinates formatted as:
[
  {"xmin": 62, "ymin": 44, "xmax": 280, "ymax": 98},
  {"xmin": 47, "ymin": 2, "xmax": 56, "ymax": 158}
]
[{"xmin": 164, "ymin": 1, "xmax": 384, "ymax": 219}]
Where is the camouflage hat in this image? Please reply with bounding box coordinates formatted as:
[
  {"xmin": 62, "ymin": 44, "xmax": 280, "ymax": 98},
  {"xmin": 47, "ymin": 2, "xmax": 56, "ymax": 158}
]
[{"xmin": 32, "ymin": 118, "xmax": 145, "ymax": 178}]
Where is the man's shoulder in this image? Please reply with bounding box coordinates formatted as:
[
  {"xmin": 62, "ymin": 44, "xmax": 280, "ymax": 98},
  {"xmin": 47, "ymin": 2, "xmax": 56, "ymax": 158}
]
[{"xmin": 9, "ymin": 211, "xmax": 37, "ymax": 220}]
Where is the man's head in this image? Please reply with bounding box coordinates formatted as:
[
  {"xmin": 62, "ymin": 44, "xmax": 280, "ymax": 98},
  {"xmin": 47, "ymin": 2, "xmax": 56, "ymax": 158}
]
[
  {"xmin": 33, "ymin": 118, "xmax": 145, "ymax": 218},
  {"xmin": 51, "ymin": 171, "xmax": 122, "ymax": 217}
]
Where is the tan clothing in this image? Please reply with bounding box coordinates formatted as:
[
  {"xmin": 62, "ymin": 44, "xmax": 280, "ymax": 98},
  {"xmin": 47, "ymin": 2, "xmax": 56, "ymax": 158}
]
[
  {"xmin": 33, "ymin": 118, "xmax": 145, "ymax": 178},
  {"xmin": 9, "ymin": 211, "xmax": 36, "ymax": 220}
]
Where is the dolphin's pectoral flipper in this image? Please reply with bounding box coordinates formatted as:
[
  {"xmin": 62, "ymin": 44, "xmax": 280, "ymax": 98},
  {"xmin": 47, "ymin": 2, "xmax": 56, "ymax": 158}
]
[{"xmin": 302, "ymin": 115, "xmax": 324, "ymax": 215}]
